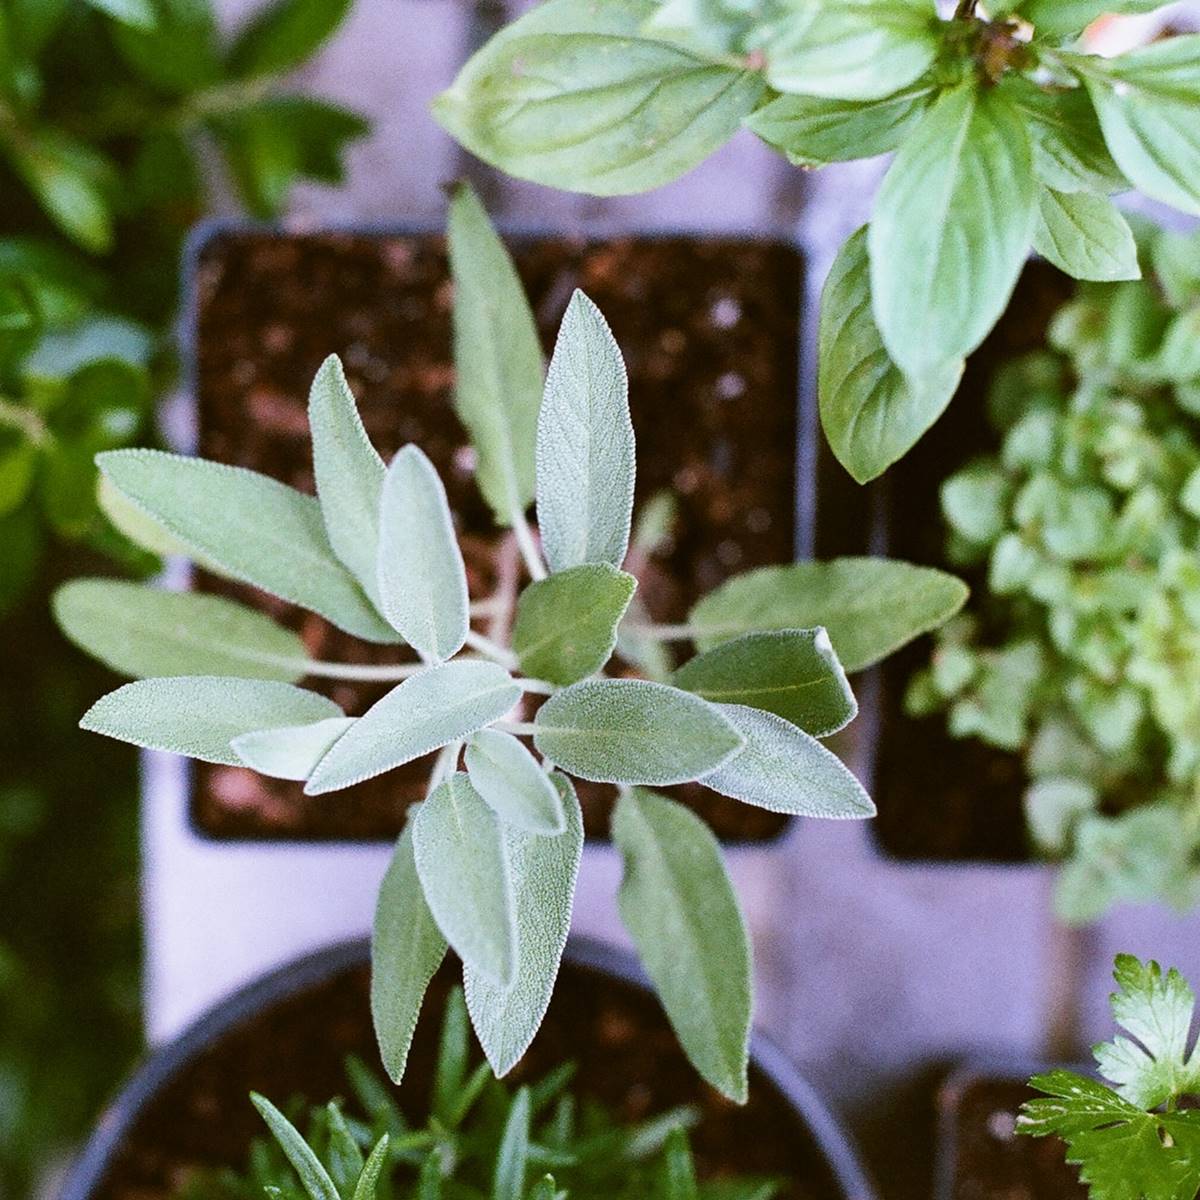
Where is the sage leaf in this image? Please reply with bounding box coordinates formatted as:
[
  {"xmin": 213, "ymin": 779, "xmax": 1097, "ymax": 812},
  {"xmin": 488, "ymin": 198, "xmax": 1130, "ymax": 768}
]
[
  {"xmin": 746, "ymin": 86, "xmax": 932, "ymax": 167},
  {"xmin": 251, "ymin": 1094, "xmax": 340, "ymax": 1200},
  {"xmin": 869, "ymin": 83, "xmax": 1037, "ymax": 379},
  {"xmin": 465, "ymin": 729, "xmax": 566, "ymax": 835},
  {"xmin": 413, "ymin": 772, "xmax": 517, "ymax": 987},
  {"xmin": 97, "ymin": 473, "xmax": 196, "ymax": 561},
  {"xmin": 230, "ymin": 717, "xmax": 355, "ymax": 781},
  {"xmin": 492, "ymin": 1087, "xmax": 530, "ymax": 1200},
  {"xmin": 512, "ymin": 563, "xmax": 637, "ymax": 685},
  {"xmin": 372, "ymin": 824, "xmax": 447, "ymax": 1084},
  {"xmin": 432, "ymin": 0, "xmax": 764, "ymax": 195},
  {"xmin": 818, "ymin": 227, "xmax": 962, "ymax": 484},
  {"xmin": 690, "ymin": 558, "xmax": 969, "ymax": 672},
  {"xmin": 377, "ymin": 445, "xmax": 469, "ymax": 660},
  {"xmin": 673, "ymin": 628, "xmax": 856, "ymax": 737},
  {"xmin": 534, "ymin": 679, "xmax": 743, "ymax": 785},
  {"xmin": 536, "ymin": 291, "xmax": 635, "ymax": 574},
  {"xmin": 703, "ymin": 704, "xmax": 874, "ymax": 818},
  {"xmin": 309, "ymin": 354, "xmax": 386, "ymax": 605},
  {"xmin": 1087, "ymin": 38, "xmax": 1200, "ymax": 217},
  {"xmin": 613, "ymin": 788, "xmax": 751, "ymax": 1103},
  {"xmin": 306, "ymin": 660, "xmax": 520, "ymax": 795},
  {"xmin": 81, "ymin": 676, "xmax": 344, "ymax": 765},
  {"xmin": 1034, "ymin": 188, "xmax": 1140, "ymax": 283},
  {"xmin": 1022, "ymin": 0, "xmax": 1164, "ymax": 39},
  {"xmin": 465, "ymin": 774, "xmax": 582, "ymax": 1076},
  {"xmin": 447, "ymin": 182, "xmax": 543, "ymax": 527},
  {"xmin": 53, "ymin": 579, "xmax": 310, "ymax": 681},
  {"xmin": 96, "ymin": 450, "xmax": 395, "ymax": 643},
  {"xmin": 762, "ymin": 0, "xmax": 941, "ymax": 102}
]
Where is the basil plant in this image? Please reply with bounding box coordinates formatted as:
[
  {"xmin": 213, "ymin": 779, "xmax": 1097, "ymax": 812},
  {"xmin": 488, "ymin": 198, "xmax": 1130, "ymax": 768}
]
[
  {"xmin": 434, "ymin": 0, "xmax": 1200, "ymax": 484},
  {"xmin": 55, "ymin": 186, "xmax": 966, "ymax": 1102}
]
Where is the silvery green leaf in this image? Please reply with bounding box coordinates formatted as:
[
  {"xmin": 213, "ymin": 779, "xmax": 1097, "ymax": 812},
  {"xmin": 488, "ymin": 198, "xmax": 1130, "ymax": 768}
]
[
  {"xmin": 53, "ymin": 579, "xmax": 311, "ymax": 681},
  {"xmin": 96, "ymin": 450, "xmax": 395, "ymax": 643},
  {"xmin": 353, "ymin": 1137, "xmax": 391, "ymax": 1200},
  {"xmin": 1034, "ymin": 188, "xmax": 1140, "ymax": 283},
  {"xmin": 413, "ymin": 772, "xmax": 517, "ymax": 987},
  {"xmin": 703, "ymin": 703, "xmax": 874, "ymax": 819},
  {"xmin": 97, "ymin": 473, "xmax": 196, "ymax": 560},
  {"xmin": 493, "ymin": 1087, "xmax": 530, "ymax": 1200},
  {"xmin": 372, "ymin": 824, "xmax": 447, "ymax": 1084},
  {"xmin": 81, "ymin": 676, "xmax": 344, "ymax": 765},
  {"xmin": 533, "ymin": 679, "xmax": 743, "ymax": 785},
  {"xmin": 305, "ymin": 660, "xmax": 520, "ymax": 795},
  {"xmin": 230, "ymin": 717, "xmax": 355, "ymax": 781},
  {"xmin": 1025, "ymin": 776, "xmax": 1097, "ymax": 854},
  {"xmin": 673, "ymin": 628, "xmax": 856, "ymax": 736},
  {"xmin": 1087, "ymin": 39, "xmax": 1200, "ymax": 217},
  {"xmin": 818, "ymin": 227, "xmax": 962, "ymax": 484},
  {"xmin": 432, "ymin": 0, "xmax": 764, "ymax": 196},
  {"xmin": 869, "ymin": 83, "xmax": 1037, "ymax": 380},
  {"xmin": 447, "ymin": 182, "xmax": 543, "ymax": 527},
  {"xmin": 761, "ymin": 0, "xmax": 941, "ymax": 102},
  {"xmin": 511, "ymin": 563, "xmax": 637, "ymax": 685},
  {"xmin": 465, "ymin": 774, "xmax": 582, "ymax": 1075},
  {"xmin": 376, "ymin": 445, "xmax": 469, "ymax": 660},
  {"xmin": 309, "ymin": 354, "xmax": 386, "ymax": 605},
  {"xmin": 613, "ymin": 788, "xmax": 751, "ymax": 1103},
  {"xmin": 536, "ymin": 291, "xmax": 635, "ymax": 573},
  {"xmin": 465, "ymin": 729, "xmax": 566, "ymax": 835},
  {"xmin": 251, "ymin": 1094, "xmax": 340, "ymax": 1200},
  {"xmin": 689, "ymin": 558, "xmax": 969, "ymax": 672}
]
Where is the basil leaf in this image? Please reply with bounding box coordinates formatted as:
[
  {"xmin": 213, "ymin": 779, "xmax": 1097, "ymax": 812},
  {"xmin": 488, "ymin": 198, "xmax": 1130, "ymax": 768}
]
[
  {"xmin": 613, "ymin": 788, "xmax": 751, "ymax": 1103},
  {"xmin": 230, "ymin": 717, "xmax": 355, "ymax": 781},
  {"xmin": 1034, "ymin": 188, "xmax": 1140, "ymax": 283},
  {"xmin": 869, "ymin": 83, "xmax": 1037, "ymax": 380},
  {"xmin": 465, "ymin": 729, "xmax": 567, "ymax": 836},
  {"xmin": 1022, "ymin": 0, "xmax": 1164, "ymax": 39}
]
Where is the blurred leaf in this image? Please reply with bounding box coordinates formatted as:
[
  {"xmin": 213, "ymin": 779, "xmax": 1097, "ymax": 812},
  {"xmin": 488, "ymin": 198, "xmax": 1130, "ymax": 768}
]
[
  {"xmin": 228, "ymin": 0, "xmax": 353, "ymax": 79},
  {"xmin": 0, "ymin": 504, "xmax": 42, "ymax": 614},
  {"xmin": 24, "ymin": 316, "xmax": 152, "ymax": 382},
  {"xmin": 111, "ymin": 0, "xmax": 222, "ymax": 93},
  {"xmin": 84, "ymin": 0, "xmax": 157, "ymax": 30},
  {"xmin": 8, "ymin": 132, "xmax": 114, "ymax": 254},
  {"xmin": 0, "ymin": 279, "xmax": 41, "ymax": 375}
]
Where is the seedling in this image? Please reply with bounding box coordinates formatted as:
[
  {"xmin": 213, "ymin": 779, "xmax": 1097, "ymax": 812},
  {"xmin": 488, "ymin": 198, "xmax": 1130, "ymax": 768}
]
[{"xmin": 56, "ymin": 185, "xmax": 966, "ymax": 1100}]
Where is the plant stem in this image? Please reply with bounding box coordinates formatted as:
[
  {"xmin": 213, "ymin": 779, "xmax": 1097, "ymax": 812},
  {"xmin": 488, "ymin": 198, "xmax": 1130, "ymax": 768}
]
[
  {"xmin": 519, "ymin": 678, "xmax": 556, "ymax": 696},
  {"xmin": 463, "ymin": 629, "xmax": 519, "ymax": 669},
  {"xmin": 495, "ymin": 721, "xmax": 539, "ymax": 737},
  {"xmin": 427, "ymin": 740, "xmax": 462, "ymax": 795},
  {"xmin": 620, "ymin": 621, "xmax": 699, "ymax": 643},
  {"xmin": 954, "ymin": 0, "xmax": 978, "ymax": 17},
  {"xmin": 511, "ymin": 509, "xmax": 548, "ymax": 582},
  {"xmin": 303, "ymin": 659, "xmax": 440, "ymax": 682}
]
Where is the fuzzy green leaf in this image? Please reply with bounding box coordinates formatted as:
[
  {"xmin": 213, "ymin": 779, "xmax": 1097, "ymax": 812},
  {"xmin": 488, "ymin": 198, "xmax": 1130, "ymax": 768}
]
[
  {"xmin": 372, "ymin": 824, "xmax": 447, "ymax": 1084},
  {"xmin": 306, "ymin": 660, "xmax": 520, "ymax": 795},
  {"xmin": 690, "ymin": 558, "xmax": 969, "ymax": 672},
  {"xmin": 869, "ymin": 83, "xmax": 1037, "ymax": 380},
  {"xmin": 228, "ymin": 0, "xmax": 353, "ymax": 79},
  {"xmin": 702, "ymin": 703, "xmax": 874, "ymax": 819},
  {"xmin": 465, "ymin": 729, "xmax": 567, "ymax": 836},
  {"xmin": 447, "ymin": 182, "xmax": 544, "ymax": 528},
  {"xmin": 53, "ymin": 579, "xmax": 311, "ymax": 681},
  {"xmin": 613, "ymin": 788, "xmax": 751, "ymax": 1103},
  {"xmin": 80, "ymin": 676, "xmax": 343, "ymax": 765},
  {"xmin": 96, "ymin": 450, "xmax": 395, "ymax": 643},
  {"xmin": 493, "ymin": 1087, "xmax": 531, "ymax": 1200},
  {"xmin": 536, "ymin": 291, "xmax": 635, "ymax": 574},
  {"xmin": 353, "ymin": 1136, "xmax": 391, "ymax": 1200},
  {"xmin": 413, "ymin": 772, "xmax": 517, "ymax": 988},
  {"xmin": 465, "ymin": 773, "xmax": 582, "ymax": 1077},
  {"xmin": 512, "ymin": 563, "xmax": 637, "ymax": 685},
  {"xmin": 818, "ymin": 227, "xmax": 962, "ymax": 483},
  {"xmin": 252, "ymin": 1094, "xmax": 341, "ymax": 1200},
  {"xmin": 660, "ymin": 1128, "xmax": 699, "ymax": 1200},
  {"xmin": 230, "ymin": 717, "xmax": 355, "ymax": 781},
  {"xmin": 309, "ymin": 355, "xmax": 386, "ymax": 606},
  {"xmin": 534, "ymin": 679, "xmax": 743, "ymax": 785},
  {"xmin": 1034, "ymin": 189, "xmax": 1140, "ymax": 283}
]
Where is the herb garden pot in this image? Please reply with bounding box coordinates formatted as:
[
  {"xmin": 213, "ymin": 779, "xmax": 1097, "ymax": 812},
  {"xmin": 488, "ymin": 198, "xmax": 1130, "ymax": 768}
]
[{"xmin": 60, "ymin": 936, "xmax": 875, "ymax": 1200}]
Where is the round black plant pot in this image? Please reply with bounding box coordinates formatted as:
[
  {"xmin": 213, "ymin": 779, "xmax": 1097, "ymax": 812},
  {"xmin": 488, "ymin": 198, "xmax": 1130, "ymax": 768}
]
[{"xmin": 61, "ymin": 936, "xmax": 875, "ymax": 1200}]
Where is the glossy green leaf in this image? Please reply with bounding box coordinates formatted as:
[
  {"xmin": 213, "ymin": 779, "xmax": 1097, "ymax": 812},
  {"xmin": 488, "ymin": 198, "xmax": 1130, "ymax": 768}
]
[
  {"xmin": 536, "ymin": 291, "xmax": 635, "ymax": 573},
  {"xmin": 306, "ymin": 660, "xmax": 520, "ymax": 795},
  {"xmin": 112, "ymin": 0, "xmax": 222, "ymax": 93},
  {"xmin": 413, "ymin": 772, "xmax": 517, "ymax": 987},
  {"xmin": 80, "ymin": 676, "xmax": 343, "ymax": 765},
  {"xmin": 96, "ymin": 450, "xmax": 395, "ymax": 643},
  {"xmin": 534, "ymin": 679, "xmax": 743, "ymax": 785},
  {"xmin": 377, "ymin": 445, "xmax": 469, "ymax": 659},
  {"xmin": 447, "ymin": 182, "xmax": 543, "ymax": 527},
  {"xmin": 433, "ymin": 0, "xmax": 764, "ymax": 195},
  {"xmin": 1034, "ymin": 188, "xmax": 1140, "ymax": 283},
  {"xmin": 512, "ymin": 563, "xmax": 637, "ymax": 685},
  {"xmin": 690, "ymin": 558, "xmax": 969, "ymax": 672},
  {"xmin": 818, "ymin": 226, "xmax": 962, "ymax": 483},
  {"xmin": 465, "ymin": 775, "xmax": 582, "ymax": 1075},
  {"xmin": 251, "ymin": 1094, "xmax": 340, "ymax": 1200},
  {"xmin": 229, "ymin": 0, "xmax": 353, "ymax": 79},
  {"xmin": 309, "ymin": 354, "xmax": 386, "ymax": 606},
  {"xmin": 870, "ymin": 83, "xmax": 1037, "ymax": 380},
  {"xmin": 1022, "ymin": 0, "xmax": 1165, "ymax": 39},
  {"xmin": 53, "ymin": 579, "xmax": 311, "ymax": 681},
  {"xmin": 10, "ymin": 133, "xmax": 113, "ymax": 254},
  {"xmin": 372, "ymin": 824, "xmax": 447, "ymax": 1084},
  {"xmin": 465, "ymin": 729, "xmax": 566, "ymax": 835},
  {"xmin": 230, "ymin": 717, "xmax": 355, "ymax": 780},
  {"xmin": 613, "ymin": 788, "xmax": 751, "ymax": 1103},
  {"xmin": 703, "ymin": 703, "xmax": 874, "ymax": 818}
]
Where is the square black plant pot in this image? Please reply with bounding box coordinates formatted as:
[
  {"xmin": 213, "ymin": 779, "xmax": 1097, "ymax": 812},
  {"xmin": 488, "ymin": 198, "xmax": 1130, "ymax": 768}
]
[{"xmin": 171, "ymin": 219, "xmax": 817, "ymax": 846}]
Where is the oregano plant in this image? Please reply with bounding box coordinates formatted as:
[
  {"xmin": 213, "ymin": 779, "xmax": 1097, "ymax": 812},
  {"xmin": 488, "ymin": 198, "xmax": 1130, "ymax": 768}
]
[
  {"xmin": 433, "ymin": 0, "xmax": 1200, "ymax": 483},
  {"xmin": 55, "ymin": 184, "xmax": 967, "ymax": 1102}
]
